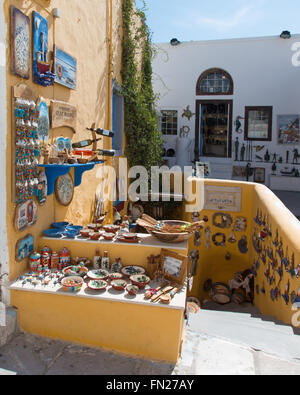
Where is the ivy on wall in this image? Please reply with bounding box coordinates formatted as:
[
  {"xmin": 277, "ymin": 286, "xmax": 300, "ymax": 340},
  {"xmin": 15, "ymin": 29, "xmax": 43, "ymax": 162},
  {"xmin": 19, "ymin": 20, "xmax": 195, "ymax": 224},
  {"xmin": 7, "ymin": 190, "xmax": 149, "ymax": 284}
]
[{"xmin": 121, "ymin": 0, "xmax": 163, "ymax": 176}]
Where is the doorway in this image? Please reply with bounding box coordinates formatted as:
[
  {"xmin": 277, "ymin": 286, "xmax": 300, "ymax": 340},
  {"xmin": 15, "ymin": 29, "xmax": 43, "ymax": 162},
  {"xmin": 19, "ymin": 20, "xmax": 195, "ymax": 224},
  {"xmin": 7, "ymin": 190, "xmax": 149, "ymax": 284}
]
[{"xmin": 196, "ymin": 100, "xmax": 233, "ymax": 158}]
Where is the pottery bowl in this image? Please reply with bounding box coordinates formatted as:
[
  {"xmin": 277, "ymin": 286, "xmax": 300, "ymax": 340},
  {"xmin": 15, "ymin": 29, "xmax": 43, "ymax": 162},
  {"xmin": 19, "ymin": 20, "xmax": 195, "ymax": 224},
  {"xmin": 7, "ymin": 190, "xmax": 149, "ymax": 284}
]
[
  {"xmin": 126, "ymin": 284, "xmax": 139, "ymax": 296},
  {"xmin": 102, "ymin": 233, "xmax": 115, "ymax": 241},
  {"xmin": 64, "ymin": 230, "xmax": 78, "ymax": 239},
  {"xmin": 123, "ymin": 233, "xmax": 138, "ymax": 239},
  {"xmin": 87, "ymin": 279, "xmax": 108, "ymax": 291},
  {"xmin": 66, "ymin": 225, "xmax": 83, "ymax": 233},
  {"xmin": 43, "ymin": 229, "xmax": 64, "ymax": 238},
  {"xmin": 87, "ymin": 269, "xmax": 109, "ymax": 281},
  {"xmin": 103, "ymin": 225, "xmax": 120, "ymax": 234},
  {"xmin": 109, "ymin": 272, "xmax": 123, "ymax": 281},
  {"xmin": 62, "ymin": 265, "xmax": 88, "ymax": 278},
  {"xmin": 89, "ymin": 232, "xmax": 101, "ymax": 240},
  {"xmin": 61, "ymin": 276, "xmax": 83, "ymax": 293},
  {"xmin": 80, "ymin": 228, "xmax": 91, "ymax": 238},
  {"xmin": 130, "ymin": 274, "xmax": 151, "ymax": 289},
  {"xmin": 111, "ymin": 279, "xmax": 127, "ymax": 291},
  {"xmin": 51, "ymin": 222, "xmax": 70, "ymax": 230}
]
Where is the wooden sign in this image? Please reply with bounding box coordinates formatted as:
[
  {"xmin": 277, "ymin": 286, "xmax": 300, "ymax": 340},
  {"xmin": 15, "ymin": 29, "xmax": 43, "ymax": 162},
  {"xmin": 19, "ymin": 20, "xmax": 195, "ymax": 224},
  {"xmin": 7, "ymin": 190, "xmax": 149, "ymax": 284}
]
[
  {"xmin": 16, "ymin": 234, "xmax": 34, "ymax": 261},
  {"xmin": 54, "ymin": 45, "xmax": 77, "ymax": 90},
  {"xmin": 15, "ymin": 200, "xmax": 38, "ymax": 231},
  {"xmin": 50, "ymin": 100, "xmax": 77, "ymax": 133}
]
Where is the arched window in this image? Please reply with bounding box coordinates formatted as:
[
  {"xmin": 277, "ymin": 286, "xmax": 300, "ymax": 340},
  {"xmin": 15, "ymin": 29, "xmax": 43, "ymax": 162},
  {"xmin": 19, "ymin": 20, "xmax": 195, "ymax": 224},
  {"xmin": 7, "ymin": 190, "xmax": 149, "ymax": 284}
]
[{"xmin": 196, "ymin": 68, "xmax": 233, "ymax": 95}]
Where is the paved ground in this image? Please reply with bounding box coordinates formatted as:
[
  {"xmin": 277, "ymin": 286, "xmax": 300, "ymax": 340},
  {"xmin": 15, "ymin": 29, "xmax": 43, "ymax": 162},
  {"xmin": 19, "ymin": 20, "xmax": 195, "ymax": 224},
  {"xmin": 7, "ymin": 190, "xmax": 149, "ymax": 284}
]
[
  {"xmin": 272, "ymin": 190, "xmax": 300, "ymax": 218},
  {"xmin": 1, "ymin": 321, "xmax": 300, "ymax": 375}
]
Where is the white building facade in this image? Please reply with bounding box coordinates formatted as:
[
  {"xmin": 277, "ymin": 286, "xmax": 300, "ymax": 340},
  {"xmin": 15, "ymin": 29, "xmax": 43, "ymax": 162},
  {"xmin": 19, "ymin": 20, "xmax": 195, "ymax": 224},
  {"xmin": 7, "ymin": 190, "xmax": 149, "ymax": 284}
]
[{"xmin": 152, "ymin": 35, "xmax": 300, "ymax": 190}]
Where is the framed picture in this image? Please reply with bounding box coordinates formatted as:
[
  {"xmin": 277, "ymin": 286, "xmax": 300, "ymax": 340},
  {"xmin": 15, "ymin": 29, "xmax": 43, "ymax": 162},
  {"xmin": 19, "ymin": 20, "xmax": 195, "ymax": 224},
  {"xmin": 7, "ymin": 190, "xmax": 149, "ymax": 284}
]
[
  {"xmin": 254, "ymin": 167, "xmax": 265, "ymax": 184},
  {"xmin": 195, "ymin": 161, "xmax": 211, "ymax": 178},
  {"xmin": 159, "ymin": 249, "xmax": 188, "ymax": 285},
  {"xmin": 16, "ymin": 234, "xmax": 34, "ymax": 261},
  {"xmin": 244, "ymin": 106, "xmax": 273, "ymax": 141},
  {"xmin": 10, "ymin": 6, "xmax": 30, "ymax": 79},
  {"xmin": 54, "ymin": 45, "xmax": 77, "ymax": 90},
  {"xmin": 278, "ymin": 115, "xmax": 300, "ymax": 145},
  {"xmin": 15, "ymin": 200, "xmax": 38, "ymax": 231}
]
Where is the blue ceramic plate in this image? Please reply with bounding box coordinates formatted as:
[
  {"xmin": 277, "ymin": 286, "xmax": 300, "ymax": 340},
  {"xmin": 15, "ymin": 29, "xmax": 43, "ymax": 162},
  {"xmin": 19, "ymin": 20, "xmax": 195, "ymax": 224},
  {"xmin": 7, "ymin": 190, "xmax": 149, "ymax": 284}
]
[
  {"xmin": 51, "ymin": 222, "xmax": 70, "ymax": 229},
  {"xmin": 43, "ymin": 229, "xmax": 63, "ymax": 238},
  {"xmin": 66, "ymin": 225, "xmax": 83, "ymax": 233}
]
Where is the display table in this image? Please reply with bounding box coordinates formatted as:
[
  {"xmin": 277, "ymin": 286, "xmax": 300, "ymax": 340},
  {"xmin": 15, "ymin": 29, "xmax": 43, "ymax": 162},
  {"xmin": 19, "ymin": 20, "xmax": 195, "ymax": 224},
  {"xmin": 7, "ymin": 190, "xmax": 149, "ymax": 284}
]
[{"xmin": 10, "ymin": 235, "xmax": 188, "ymax": 363}]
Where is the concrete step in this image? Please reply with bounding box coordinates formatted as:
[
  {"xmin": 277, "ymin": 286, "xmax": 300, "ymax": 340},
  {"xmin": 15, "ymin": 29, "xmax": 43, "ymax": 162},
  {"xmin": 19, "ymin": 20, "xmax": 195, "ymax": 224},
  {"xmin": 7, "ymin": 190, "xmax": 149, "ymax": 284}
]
[
  {"xmin": 187, "ymin": 312, "xmax": 300, "ymax": 361},
  {"xmin": 0, "ymin": 307, "xmax": 18, "ymax": 347},
  {"xmin": 197, "ymin": 309, "xmax": 294, "ymax": 335}
]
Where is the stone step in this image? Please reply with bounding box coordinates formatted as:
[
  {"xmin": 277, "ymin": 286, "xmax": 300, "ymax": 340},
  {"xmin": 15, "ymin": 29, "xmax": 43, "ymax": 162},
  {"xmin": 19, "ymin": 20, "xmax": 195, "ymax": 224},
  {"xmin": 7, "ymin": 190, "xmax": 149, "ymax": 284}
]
[{"xmin": 193, "ymin": 309, "xmax": 295, "ymax": 336}]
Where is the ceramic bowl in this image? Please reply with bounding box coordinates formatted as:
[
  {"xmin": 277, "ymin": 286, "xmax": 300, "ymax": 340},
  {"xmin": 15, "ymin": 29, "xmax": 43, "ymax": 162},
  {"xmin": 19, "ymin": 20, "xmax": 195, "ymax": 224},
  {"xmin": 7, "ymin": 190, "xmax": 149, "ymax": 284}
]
[
  {"xmin": 102, "ymin": 233, "xmax": 115, "ymax": 241},
  {"xmin": 87, "ymin": 269, "xmax": 109, "ymax": 281},
  {"xmin": 121, "ymin": 266, "xmax": 146, "ymax": 277},
  {"xmin": 130, "ymin": 274, "xmax": 151, "ymax": 289},
  {"xmin": 89, "ymin": 232, "xmax": 101, "ymax": 240},
  {"xmin": 109, "ymin": 272, "xmax": 123, "ymax": 281},
  {"xmin": 66, "ymin": 225, "xmax": 83, "ymax": 233},
  {"xmin": 87, "ymin": 223, "xmax": 100, "ymax": 231},
  {"xmin": 80, "ymin": 228, "xmax": 91, "ymax": 238},
  {"xmin": 126, "ymin": 284, "xmax": 139, "ymax": 296},
  {"xmin": 103, "ymin": 225, "xmax": 120, "ymax": 234},
  {"xmin": 87, "ymin": 279, "xmax": 108, "ymax": 291},
  {"xmin": 62, "ymin": 265, "xmax": 88, "ymax": 278},
  {"xmin": 61, "ymin": 276, "xmax": 83, "ymax": 293},
  {"xmin": 43, "ymin": 229, "xmax": 63, "ymax": 238},
  {"xmin": 64, "ymin": 230, "xmax": 78, "ymax": 239},
  {"xmin": 123, "ymin": 233, "xmax": 138, "ymax": 240},
  {"xmin": 51, "ymin": 222, "xmax": 70, "ymax": 229},
  {"xmin": 111, "ymin": 279, "xmax": 127, "ymax": 291}
]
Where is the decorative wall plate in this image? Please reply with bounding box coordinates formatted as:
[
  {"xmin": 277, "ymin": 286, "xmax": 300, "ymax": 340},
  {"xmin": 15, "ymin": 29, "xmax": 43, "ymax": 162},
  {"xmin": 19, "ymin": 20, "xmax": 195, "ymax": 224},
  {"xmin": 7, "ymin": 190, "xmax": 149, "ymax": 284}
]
[
  {"xmin": 15, "ymin": 200, "xmax": 38, "ymax": 231},
  {"xmin": 54, "ymin": 172, "xmax": 74, "ymax": 206},
  {"xmin": 16, "ymin": 234, "xmax": 34, "ymax": 261}
]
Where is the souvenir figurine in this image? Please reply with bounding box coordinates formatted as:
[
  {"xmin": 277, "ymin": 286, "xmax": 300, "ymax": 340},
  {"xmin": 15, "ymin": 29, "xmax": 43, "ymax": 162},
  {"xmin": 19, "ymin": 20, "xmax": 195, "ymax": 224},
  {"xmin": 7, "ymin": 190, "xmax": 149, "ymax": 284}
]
[
  {"xmin": 93, "ymin": 249, "xmax": 102, "ymax": 270},
  {"xmin": 282, "ymin": 280, "xmax": 290, "ymax": 305},
  {"xmin": 29, "ymin": 251, "xmax": 41, "ymax": 272}
]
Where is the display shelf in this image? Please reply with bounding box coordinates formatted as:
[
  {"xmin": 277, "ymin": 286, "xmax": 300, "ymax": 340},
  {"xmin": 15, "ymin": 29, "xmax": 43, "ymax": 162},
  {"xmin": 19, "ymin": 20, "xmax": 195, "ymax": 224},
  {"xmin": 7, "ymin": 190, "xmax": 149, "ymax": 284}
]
[{"xmin": 37, "ymin": 161, "xmax": 105, "ymax": 196}]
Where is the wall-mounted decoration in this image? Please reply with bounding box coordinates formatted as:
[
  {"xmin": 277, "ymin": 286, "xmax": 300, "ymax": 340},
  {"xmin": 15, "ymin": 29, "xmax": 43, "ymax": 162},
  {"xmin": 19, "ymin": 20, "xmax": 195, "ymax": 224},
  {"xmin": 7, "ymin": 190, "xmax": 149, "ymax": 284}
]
[
  {"xmin": 15, "ymin": 200, "xmax": 38, "ymax": 231},
  {"xmin": 228, "ymin": 230, "xmax": 237, "ymax": 244},
  {"xmin": 181, "ymin": 105, "xmax": 195, "ymax": 121},
  {"xmin": 16, "ymin": 234, "xmax": 34, "ymax": 261},
  {"xmin": 32, "ymin": 11, "xmax": 55, "ymax": 86},
  {"xmin": 10, "ymin": 7, "xmax": 30, "ymax": 79},
  {"xmin": 278, "ymin": 115, "xmax": 299, "ymax": 145},
  {"xmin": 189, "ymin": 250, "xmax": 199, "ymax": 277},
  {"xmin": 205, "ymin": 227, "xmax": 211, "ymax": 249},
  {"xmin": 54, "ymin": 172, "xmax": 74, "ymax": 206},
  {"xmin": 204, "ymin": 186, "xmax": 242, "ymax": 212},
  {"xmin": 191, "ymin": 210, "xmax": 200, "ymax": 223},
  {"xmin": 234, "ymin": 216, "xmax": 247, "ymax": 232},
  {"xmin": 212, "ymin": 233, "xmax": 226, "ymax": 247},
  {"xmin": 212, "ymin": 213, "xmax": 233, "ymax": 229},
  {"xmin": 37, "ymin": 171, "xmax": 47, "ymax": 205},
  {"xmin": 194, "ymin": 229, "xmax": 201, "ymax": 247},
  {"xmin": 37, "ymin": 98, "xmax": 50, "ymax": 143},
  {"xmin": 54, "ymin": 46, "xmax": 77, "ymax": 90},
  {"xmin": 253, "ymin": 168, "xmax": 265, "ymax": 184},
  {"xmin": 238, "ymin": 236, "xmax": 248, "ymax": 254},
  {"xmin": 12, "ymin": 84, "xmax": 39, "ymax": 204},
  {"xmin": 50, "ymin": 100, "xmax": 77, "ymax": 133},
  {"xmin": 159, "ymin": 249, "xmax": 188, "ymax": 285},
  {"xmin": 195, "ymin": 162, "xmax": 211, "ymax": 178},
  {"xmin": 232, "ymin": 166, "xmax": 247, "ymax": 178}
]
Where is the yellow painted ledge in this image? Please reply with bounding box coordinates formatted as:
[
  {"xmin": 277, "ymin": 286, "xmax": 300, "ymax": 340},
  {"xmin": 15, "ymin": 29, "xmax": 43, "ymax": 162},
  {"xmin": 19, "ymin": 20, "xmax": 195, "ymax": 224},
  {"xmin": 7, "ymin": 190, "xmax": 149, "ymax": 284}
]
[{"xmin": 11, "ymin": 289, "xmax": 185, "ymax": 363}]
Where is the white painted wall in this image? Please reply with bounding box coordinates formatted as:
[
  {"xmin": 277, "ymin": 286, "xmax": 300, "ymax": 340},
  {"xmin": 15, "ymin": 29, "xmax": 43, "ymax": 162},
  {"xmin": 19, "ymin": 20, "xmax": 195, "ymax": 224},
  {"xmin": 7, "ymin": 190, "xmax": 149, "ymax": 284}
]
[
  {"xmin": 152, "ymin": 35, "xmax": 300, "ymax": 187},
  {"xmin": 0, "ymin": 0, "xmax": 10, "ymax": 305}
]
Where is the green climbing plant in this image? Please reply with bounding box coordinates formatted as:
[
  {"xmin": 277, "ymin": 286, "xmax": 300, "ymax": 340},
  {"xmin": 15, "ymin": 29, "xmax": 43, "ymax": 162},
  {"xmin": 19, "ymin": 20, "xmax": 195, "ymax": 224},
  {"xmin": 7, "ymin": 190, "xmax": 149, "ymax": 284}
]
[{"xmin": 121, "ymin": 0, "xmax": 163, "ymax": 176}]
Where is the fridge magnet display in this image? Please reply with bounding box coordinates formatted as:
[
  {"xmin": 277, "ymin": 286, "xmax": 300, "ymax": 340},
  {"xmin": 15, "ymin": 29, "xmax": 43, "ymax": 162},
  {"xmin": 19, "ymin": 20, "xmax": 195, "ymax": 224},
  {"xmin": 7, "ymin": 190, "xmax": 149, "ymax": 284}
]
[
  {"xmin": 159, "ymin": 249, "xmax": 188, "ymax": 285},
  {"xmin": 10, "ymin": 7, "xmax": 30, "ymax": 79},
  {"xmin": 37, "ymin": 171, "xmax": 47, "ymax": 205},
  {"xmin": 234, "ymin": 217, "xmax": 247, "ymax": 232},
  {"xmin": 54, "ymin": 46, "xmax": 77, "ymax": 90},
  {"xmin": 212, "ymin": 213, "xmax": 233, "ymax": 229},
  {"xmin": 212, "ymin": 233, "xmax": 226, "ymax": 247},
  {"xmin": 228, "ymin": 230, "xmax": 237, "ymax": 244},
  {"xmin": 15, "ymin": 200, "xmax": 38, "ymax": 231},
  {"xmin": 32, "ymin": 11, "xmax": 55, "ymax": 86},
  {"xmin": 54, "ymin": 172, "xmax": 74, "ymax": 206},
  {"xmin": 37, "ymin": 98, "xmax": 50, "ymax": 143},
  {"xmin": 16, "ymin": 234, "xmax": 34, "ymax": 261}
]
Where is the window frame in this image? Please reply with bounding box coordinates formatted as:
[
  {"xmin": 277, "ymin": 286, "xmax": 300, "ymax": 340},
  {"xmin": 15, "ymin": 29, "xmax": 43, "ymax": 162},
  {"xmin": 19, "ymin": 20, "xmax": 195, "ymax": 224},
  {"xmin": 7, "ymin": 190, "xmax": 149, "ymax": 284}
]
[
  {"xmin": 160, "ymin": 110, "xmax": 178, "ymax": 136},
  {"xmin": 244, "ymin": 106, "xmax": 273, "ymax": 142},
  {"xmin": 196, "ymin": 68, "xmax": 234, "ymax": 96}
]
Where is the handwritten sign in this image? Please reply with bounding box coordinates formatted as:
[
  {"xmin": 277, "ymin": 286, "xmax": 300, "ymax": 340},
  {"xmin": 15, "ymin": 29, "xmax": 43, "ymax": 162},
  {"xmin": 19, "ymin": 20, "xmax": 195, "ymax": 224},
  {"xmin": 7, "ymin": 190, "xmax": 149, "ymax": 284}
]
[
  {"xmin": 50, "ymin": 100, "xmax": 77, "ymax": 133},
  {"xmin": 204, "ymin": 186, "xmax": 242, "ymax": 212}
]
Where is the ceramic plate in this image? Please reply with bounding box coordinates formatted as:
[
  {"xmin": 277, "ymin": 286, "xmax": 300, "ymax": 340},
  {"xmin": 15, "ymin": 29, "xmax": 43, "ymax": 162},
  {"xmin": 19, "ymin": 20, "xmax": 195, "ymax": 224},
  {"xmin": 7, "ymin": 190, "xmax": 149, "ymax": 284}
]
[
  {"xmin": 87, "ymin": 269, "xmax": 109, "ymax": 280},
  {"xmin": 121, "ymin": 266, "xmax": 145, "ymax": 277}
]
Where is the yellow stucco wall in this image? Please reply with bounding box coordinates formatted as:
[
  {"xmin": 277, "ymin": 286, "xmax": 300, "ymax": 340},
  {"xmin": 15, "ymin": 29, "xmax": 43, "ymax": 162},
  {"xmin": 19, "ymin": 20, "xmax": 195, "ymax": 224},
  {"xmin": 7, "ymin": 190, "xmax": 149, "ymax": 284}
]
[{"xmin": 4, "ymin": 0, "xmax": 125, "ymax": 281}]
